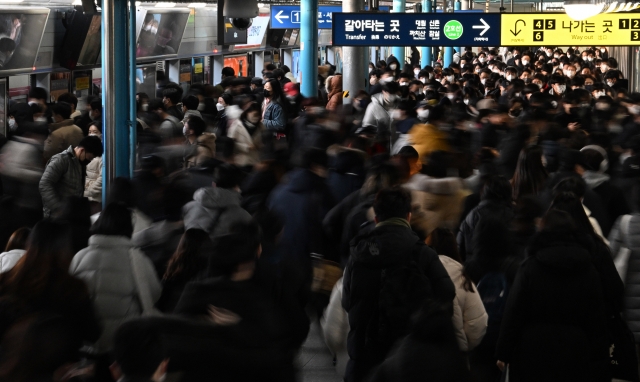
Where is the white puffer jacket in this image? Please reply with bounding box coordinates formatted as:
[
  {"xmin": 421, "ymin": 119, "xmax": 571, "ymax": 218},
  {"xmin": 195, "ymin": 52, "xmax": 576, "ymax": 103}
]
[
  {"xmin": 70, "ymin": 235, "xmax": 161, "ymax": 353},
  {"xmin": 439, "ymin": 255, "xmax": 488, "ymax": 352},
  {"xmin": 0, "ymin": 249, "xmax": 26, "ymax": 273}
]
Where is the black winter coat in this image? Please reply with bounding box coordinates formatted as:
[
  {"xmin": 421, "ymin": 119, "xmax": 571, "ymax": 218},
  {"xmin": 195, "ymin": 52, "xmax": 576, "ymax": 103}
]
[
  {"xmin": 342, "ymin": 224, "xmax": 455, "ymax": 382},
  {"xmin": 457, "ymin": 200, "xmax": 513, "ymax": 261},
  {"xmin": 496, "ymin": 232, "xmax": 610, "ymax": 382}
]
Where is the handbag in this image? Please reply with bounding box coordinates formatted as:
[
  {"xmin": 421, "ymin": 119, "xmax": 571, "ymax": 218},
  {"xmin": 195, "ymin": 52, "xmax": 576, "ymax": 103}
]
[{"xmin": 129, "ymin": 249, "xmax": 161, "ymax": 316}]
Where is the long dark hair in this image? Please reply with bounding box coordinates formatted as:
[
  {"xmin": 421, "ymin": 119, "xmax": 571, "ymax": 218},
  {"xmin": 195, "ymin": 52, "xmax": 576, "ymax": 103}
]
[
  {"xmin": 5, "ymin": 228, "xmax": 30, "ymax": 252},
  {"xmin": 163, "ymin": 229, "xmax": 211, "ymax": 282},
  {"xmin": 265, "ymin": 79, "xmax": 286, "ymax": 106},
  {"xmin": 511, "ymin": 146, "xmax": 548, "ymax": 201},
  {"xmin": 427, "ymin": 228, "xmax": 475, "ymax": 292},
  {"xmin": 0, "ymin": 221, "xmax": 72, "ymax": 300},
  {"xmin": 549, "ymin": 192, "xmax": 607, "ymax": 248}
]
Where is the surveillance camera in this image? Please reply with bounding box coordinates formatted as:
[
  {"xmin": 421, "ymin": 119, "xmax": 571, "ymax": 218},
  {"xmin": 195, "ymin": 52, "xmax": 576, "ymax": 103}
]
[
  {"xmin": 224, "ymin": 0, "xmax": 258, "ymax": 18},
  {"xmin": 231, "ymin": 18, "xmax": 253, "ymax": 30}
]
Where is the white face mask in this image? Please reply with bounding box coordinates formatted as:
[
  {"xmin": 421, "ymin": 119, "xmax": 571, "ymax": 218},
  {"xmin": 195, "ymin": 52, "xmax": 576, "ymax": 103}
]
[
  {"xmin": 488, "ymin": 65, "xmax": 494, "ymax": 70},
  {"xmin": 606, "ymin": 81, "xmax": 615, "ymax": 87},
  {"xmin": 216, "ymin": 103, "xmax": 225, "ymax": 112},
  {"xmin": 463, "ymin": 99, "xmax": 470, "ymax": 105},
  {"xmin": 368, "ymin": 68, "xmax": 372, "ymax": 73},
  {"xmin": 418, "ymin": 109, "xmax": 429, "ymax": 120},
  {"xmin": 534, "ymin": 83, "xmax": 542, "ymax": 89},
  {"xmin": 554, "ymin": 54, "xmax": 560, "ymax": 58},
  {"xmin": 546, "ymin": 51, "xmax": 553, "ymax": 57},
  {"xmin": 389, "ymin": 64, "xmax": 397, "ymax": 70},
  {"xmin": 8, "ymin": 117, "xmax": 16, "ymax": 131},
  {"xmin": 601, "ymin": 65, "xmax": 609, "ymax": 71},
  {"xmin": 35, "ymin": 116, "xmax": 47, "ymax": 123},
  {"xmin": 380, "ymin": 77, "xmax": 392, "ymax": 84},
  {"xmin": 447, "ymin": 75, "xmax": 455, "ymax": 82},
  {"xmin": 248, "ymin": 115, "xmax": 261, "ymax": 124},
  {"xmin": 587, "ymin": 57, "xmax": 593, "ymax": 62},
  {"xmin": 601, "ymin": 48, "xmax": 606, "ymax": 53},
  {"xmin": 566, "ymin": 71, "xmax": 575, "ymax": 79},
  {"xmin": 419, "ymin": 78, "xmax": 426, "ymax": 84},
  {"xmin": 521, "ymin": 59, "xmax": 529, "ymax": 66},
  {"xmin": 629, "ymin": 105, "xmax": 640, "ymax": 115},
  {"xmin": 142, "ymin": 103, "xmax": 149, "ymax": 111},
  {"xmin": 479, "ymin": 57, "xmax": 486, "ymax": 63},
  {"xmin": 447, "ymin": 93, "xmax": 456, "ymax": 100},
  {"xmin": 414, "ymin": 69, "xmax": 420, "ymax": 76},
  {"xmin": 428, "ymin": 73, "xmax": 434, "ymax": 80},
  {"xmin": 594, "ymin": 91, "xmax": 606, "ymax": 98},
  {"xmin": 557, "ymin": 84, "xmax": 566, "ymax": 94},
  {"xmin": 391, "ymin": 110, "xmax": 402, "ymax": 120},
  {"xmin": 506, "ymin": 74, "xmax": 514, "ymax": 81},
  {"xmin": 481, "ymin": 78, "xmax": 487, "ymax": 85},
  {"xmin": 399, "ymin": 82, "xmax": 409, "ymax": 86},
  {"xmin": 183, "ymin": 126, "xmax": 189, "ymax": 136}
]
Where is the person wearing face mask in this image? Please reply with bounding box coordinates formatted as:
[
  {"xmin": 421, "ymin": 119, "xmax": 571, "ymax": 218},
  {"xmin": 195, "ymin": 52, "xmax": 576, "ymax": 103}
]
[
  {"xmin": 43, "ymin": 102, "xmax": 84, "ymax": 163},
  {"xmin": 613, "ymin": 93, "xmax": 640, "ymax": 150},
  {"xmin": 362, "ymin": 82, "xmax": 401, "ymax": 140},
  {"xmin": 386, "ymin": 54, "xmax": 401, "ymax": 75},
  {"xmin": 227, "ymin": 103, "xmax": 264, "ymax": 168},
  {"xmin": 604, "ymin": 71, "xmax": 626, "ymax": 92},
  {"xmin": 390, "ymin": 100, "xmax": 418, "ymax": 154},
  {"xmin": 262, "ymin": 79, "xmax": 288, "ymax": 135},
  {"xmin": 369, "ymin": 70, "xmax": 383, "ymax": 95},
  {"xmin": 180, "ymin": 95, "xmax": 203, "ymax": 130},
  {"xmin": 564, "ymin": 64, "xmax": 577, "ymax": 80},
  {"xmin": 213, "ymin": 92, "xmax": 233, "ymax": 137},
  {"xmin": 549, "ymin": 75, "xmax": 567, "ymax": 99},
  {"xmin": 84, "ymin": 122, "xmax": 104, "ymax": 205},
  {"xmin": 39, "ymin": 135, "xmax": 103, "ymax": 218},
  {"xmin": 183, "ymin": 116, "xmax": 215, "ymax": 169}
]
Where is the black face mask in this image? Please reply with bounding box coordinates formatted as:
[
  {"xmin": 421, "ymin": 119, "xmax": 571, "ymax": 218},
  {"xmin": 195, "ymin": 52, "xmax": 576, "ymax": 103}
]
[
  {"xmin": 80, "ymin": 158, "xmax": 91, "ymax": 166},
  {"xmin": 263, "ymin": 89, "xmax": 271, "ymax": 98}
]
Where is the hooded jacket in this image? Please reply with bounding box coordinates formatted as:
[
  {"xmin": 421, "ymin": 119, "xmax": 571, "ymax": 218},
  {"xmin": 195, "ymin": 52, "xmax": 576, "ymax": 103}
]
[
  {"xmin": 326, "ymin": 75, "xmax": 343, "ymax": 111},
  {"xmin": 70, "ymin": 235, "xmax": 161, "ymax": 353},
  {"xmin": 457, "ymin": 200, "xmax": 513, "ymax": 261},
  {"xmin": 342, "ymin": 223, "xmax": 455, "ymax": 382},
  {"xmin": 39, "ymin": 146, "xmax": 84, "ymax": 218},
  {"xmin": 268, "ymin": 168, "xmax": 336, "ymax": 264},
  {"xmin": 183, "ymin": 187, "xmax": 252, "ymax": 239},
  {"xmin": 362, "ymin": 93, "xmax": 395, "ymax": 134},
  {"xmin": 44, "ymin": 119, "xmax": 84, "ymax": 162}
]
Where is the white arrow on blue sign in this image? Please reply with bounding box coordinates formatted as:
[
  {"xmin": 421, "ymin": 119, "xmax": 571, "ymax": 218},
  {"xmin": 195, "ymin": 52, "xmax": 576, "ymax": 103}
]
[{"xmin": 270, "ymin": 5, "xmax": 342, "ymax": 29}]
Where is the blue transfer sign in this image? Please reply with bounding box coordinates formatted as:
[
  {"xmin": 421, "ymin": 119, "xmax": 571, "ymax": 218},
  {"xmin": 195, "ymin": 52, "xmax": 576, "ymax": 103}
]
[
  {"xmin": 332, "ymin": 12, "xmax": 501, "ymax": 46},
  {"xmin": 270, "ymin": 5, "xmax": 342, "ymax": 29}
]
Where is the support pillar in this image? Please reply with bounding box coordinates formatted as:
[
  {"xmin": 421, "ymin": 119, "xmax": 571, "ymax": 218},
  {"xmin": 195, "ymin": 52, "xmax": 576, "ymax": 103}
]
[
  {"xmin": 102, "ymin": 0, "xmax": 131, "ymax": 204},
  {"xmin": 443, "ymin": 1, "xmax": 453, "ymax": 68},
  {"xmin": 421, "ymin": 0, "xmax": 432, "ymax": 68},
  {"xmin": 300, "ymin": 0, "xmax": 319, "ymax": 97},
  {"xmin": 128, "ymin": 0, "xmax": 137, "ymax": 177},
  {"xmin": 391, "ymin": 0, "xmax": 405, "ymax": 68},
  {"xmin": 343, "ymin": 0, "xmax": 366, "ymax": 104},
  {"xmin": 454, "ymin": 1, "xmax": 461, "ymax": 58}
]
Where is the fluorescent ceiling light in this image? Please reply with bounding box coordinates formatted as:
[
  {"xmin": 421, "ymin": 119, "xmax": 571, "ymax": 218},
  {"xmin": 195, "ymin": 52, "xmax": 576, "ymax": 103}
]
[
  {"xmin": 155, "ymin": 2, "xmax": 176, "ymax": 7},
  {"xmin": 189, "ymin": 2, "xmax": 207, "ymax": 7},
  {"xmin": 0, "ymin": 0, "xmax": 25, "ymax": 3},
  {"xmin": 564, "ymin": 1, "xmax": 604, "ymax": 20},
  {"xmin": 72, "ymin": 0, "xmax": 82, "ymax": 4}
]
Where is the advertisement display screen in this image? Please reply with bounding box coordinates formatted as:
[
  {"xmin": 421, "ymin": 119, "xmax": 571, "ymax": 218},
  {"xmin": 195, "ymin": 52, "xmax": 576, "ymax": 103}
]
[
  {"xmin": 136, "ymin": 9, "xmax": 190, "ymax": 60},
  {"xmin": 0, "ymin": 9, "xmax": 50, "ymax": 75}
]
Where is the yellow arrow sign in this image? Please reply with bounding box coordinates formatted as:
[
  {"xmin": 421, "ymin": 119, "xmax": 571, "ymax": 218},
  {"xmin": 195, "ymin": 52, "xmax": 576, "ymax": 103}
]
[{"xmin": 501, "ymin": 13, "xmax": 640, "ymax": 46}]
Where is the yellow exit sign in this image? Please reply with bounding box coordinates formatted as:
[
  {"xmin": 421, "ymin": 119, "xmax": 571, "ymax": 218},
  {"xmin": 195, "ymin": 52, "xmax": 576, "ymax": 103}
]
[{"xmin": 501, "ymin": 13, "xmax": 640, "ymax": 46}]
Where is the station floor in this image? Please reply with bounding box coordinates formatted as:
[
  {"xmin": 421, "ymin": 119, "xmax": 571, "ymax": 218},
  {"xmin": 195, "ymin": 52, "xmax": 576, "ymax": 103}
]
[{"xmin": 299, "ymin": 323, "xmax": 344, "ymax": 382}]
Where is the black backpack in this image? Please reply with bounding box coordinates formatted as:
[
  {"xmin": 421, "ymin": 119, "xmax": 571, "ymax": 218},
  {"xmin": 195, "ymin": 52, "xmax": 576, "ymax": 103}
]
[{"xmin": 377, "ymin": 243, "xmax": 432, "ymax": 348}]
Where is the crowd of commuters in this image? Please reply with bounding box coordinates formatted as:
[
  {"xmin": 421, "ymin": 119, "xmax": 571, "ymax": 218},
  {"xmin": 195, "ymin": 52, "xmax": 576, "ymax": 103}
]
[{"xmin": 0, "ymin": 46, "xmax": 639, "ymax": 382}]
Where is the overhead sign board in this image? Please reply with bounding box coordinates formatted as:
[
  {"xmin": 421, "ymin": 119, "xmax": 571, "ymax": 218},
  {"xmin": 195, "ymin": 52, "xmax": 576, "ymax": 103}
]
[
  {"xmin": 332, "ymin": 12, "xmax": 500, "ymax": 46},
  {"xmin": 501, "ymin": 13, "xmax": 640, "ymax": 46},
  {"xmin": 271, "ymin": 5, "xmax": 342, "ymax": 29}
]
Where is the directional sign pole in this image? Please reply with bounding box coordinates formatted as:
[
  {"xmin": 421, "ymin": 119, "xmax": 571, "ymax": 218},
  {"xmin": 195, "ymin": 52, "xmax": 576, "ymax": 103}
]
[
  {"xmin": 391, "ymin": 0, "xmax": 406, "ymax": 68},
  {"xmin": 421, "ymin": 0, "xmax": 432, "ymax": 67},
  {"xmin": 454, "ymin": 1, "xmax": 461, "ymax": 58},
  {"xmin": 300, "ymin": 0, "xmax": 319, "ymax": 97}
]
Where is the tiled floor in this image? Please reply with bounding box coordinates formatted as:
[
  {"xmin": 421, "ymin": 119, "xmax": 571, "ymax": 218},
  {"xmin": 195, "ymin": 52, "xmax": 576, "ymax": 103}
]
[{"xmin": 299, "ymin": 323, "xmax": 344, "ymax": 382}]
